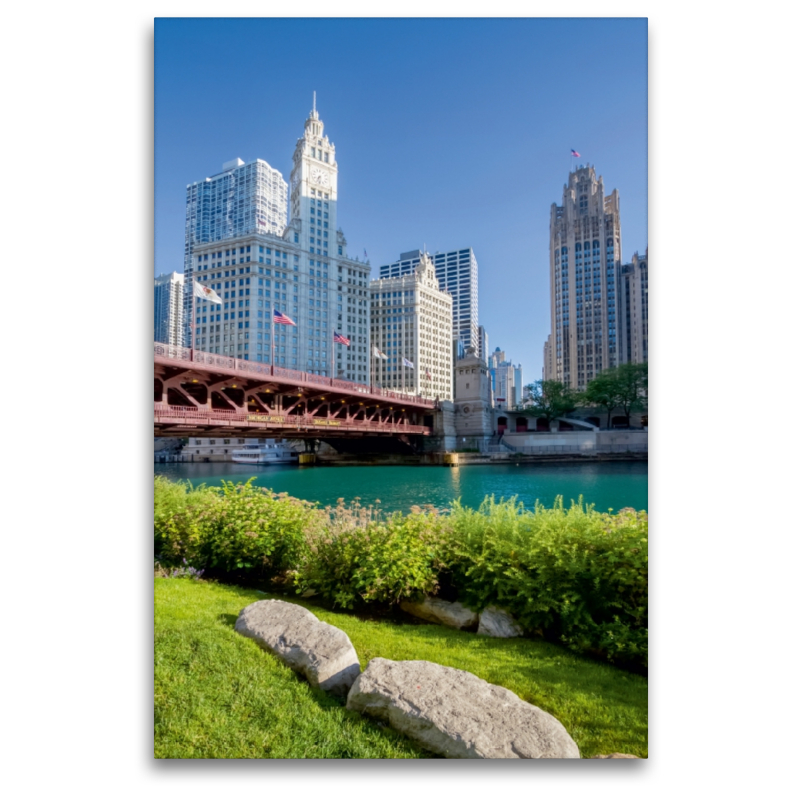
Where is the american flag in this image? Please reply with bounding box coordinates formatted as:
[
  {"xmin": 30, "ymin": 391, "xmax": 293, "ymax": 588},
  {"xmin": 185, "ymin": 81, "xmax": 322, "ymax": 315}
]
[
  {"xmin": 333, "ymin": 331, "xmax": 351, "ymax": 346},
  {"xmin": 273, "ymin": 309, "xmax": 296, "ymax": 326},
  {"xmin": 425, "ymin": 369, "xmax": 432, "ymax": 380},
  {"xmin": 571, "ymin": 149, "xmax": 580, "ymax": 157}
]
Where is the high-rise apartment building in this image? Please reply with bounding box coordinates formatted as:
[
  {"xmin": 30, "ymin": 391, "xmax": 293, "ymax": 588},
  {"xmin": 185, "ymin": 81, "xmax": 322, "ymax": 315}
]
[
  {"xmin": 620, "ymin": 249, "xmax": 648, "ymax": 365},
  {"xmin": 183, "ymin": 157, "xmax": 288, "ymax": 345},
  {"xmin": 190, "ymin": 100, "xmax": 371, "ymax": 382},
  {"xmin": 369, "ymin": 253, "xmax": 453, "ymax": 400},
  {"xmin": 544, "ymin": 165, "xmax": 622, "ymax": 391},
  {"xmin": 378, "ymin": 247, "xmax": 478, "ymax": 353},
  {"xmin": 154, "ymin": 272, "xmax": 184, "ymax": 346}
]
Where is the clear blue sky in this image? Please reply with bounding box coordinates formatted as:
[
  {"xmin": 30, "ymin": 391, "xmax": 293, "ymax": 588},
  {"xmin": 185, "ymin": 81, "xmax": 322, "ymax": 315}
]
[{"xmin": 155, "ymin": 17, "xmax": 647, "ymax": 381}]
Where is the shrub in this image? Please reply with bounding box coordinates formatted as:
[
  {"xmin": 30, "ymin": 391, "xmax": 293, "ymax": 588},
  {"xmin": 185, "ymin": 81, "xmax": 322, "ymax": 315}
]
[
  {"xmin": 198, "ymin": 480, "xmax": 322, "ymax": 575},
  {"xmin": 447, "ymin": 496, "xmax": 647, "ymax": 667},
  {"xmin": 154, "ymin": 478, "xmax": 323, "ymax": 578},
  {"xmin": 295, "ymin": 500, "xmax": 450, "ymax": 608},
  {"xmin": 154, "ymin": 476, "xmax": 219, "ymax": 565}
]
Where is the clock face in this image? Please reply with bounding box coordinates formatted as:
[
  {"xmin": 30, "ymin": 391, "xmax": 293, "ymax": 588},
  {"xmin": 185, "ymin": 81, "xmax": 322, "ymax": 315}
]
[{"xmin": 310, "ymin": 167, "xmax": 330, "ymax": 187}]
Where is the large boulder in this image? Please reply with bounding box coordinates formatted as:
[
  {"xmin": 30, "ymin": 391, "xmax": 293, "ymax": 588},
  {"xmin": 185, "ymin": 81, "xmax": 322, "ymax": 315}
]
[
  {"xmin": 235, "ymin": 600, "xmax": 360, "ymax": 697},
  {"xmin": 478, "ymin": 606, "xmax": 524, "ymax": 638},
  {"xmin": 400, "ymin": 597, "xmax": 478, "ymax": 629},
  {"xmin": 346, "ymin": 658, "xmax": 580, "ymax": 759}
]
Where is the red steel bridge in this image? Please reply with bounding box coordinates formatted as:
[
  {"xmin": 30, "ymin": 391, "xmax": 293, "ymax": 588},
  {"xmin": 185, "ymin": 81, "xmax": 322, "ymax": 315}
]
[{"xmin": 154, "ymin": 342, "xmax": 436, "ymax": 442}]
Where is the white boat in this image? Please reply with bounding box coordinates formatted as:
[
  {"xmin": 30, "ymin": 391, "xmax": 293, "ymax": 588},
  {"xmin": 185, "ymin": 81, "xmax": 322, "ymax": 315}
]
[{"xmin": 231, "ymin": 440, "xmax": 300, "ymax": 465}]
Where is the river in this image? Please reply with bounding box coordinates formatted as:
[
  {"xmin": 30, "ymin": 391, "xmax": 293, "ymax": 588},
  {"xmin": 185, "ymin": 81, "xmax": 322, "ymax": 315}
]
[{"xmin": 154, "ymin": 461, "xmax": 647, "ymax": 515}]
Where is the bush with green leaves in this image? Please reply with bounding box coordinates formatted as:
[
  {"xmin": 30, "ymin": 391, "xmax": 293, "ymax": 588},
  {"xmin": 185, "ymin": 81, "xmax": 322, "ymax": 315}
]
[
  {"xmin": 154, "ymin": 478, "xmax": 323, "ymax": 577},
  {"xmin": 446, "ymin": 496, "xmax": 647, "ymax": 667},
  {"xmin": 295, "ymin": 500, "xmax": 451, "ymax": 608},
  {"xmin": 154, "ymin": 476, "xmax": 219, "ymax": 565}
]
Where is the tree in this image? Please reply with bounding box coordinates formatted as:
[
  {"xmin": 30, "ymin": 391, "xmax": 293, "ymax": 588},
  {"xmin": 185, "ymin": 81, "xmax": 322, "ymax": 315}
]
[
  {"xmin": 581, "ymin": 369, "xmax": 620, "ymax": 429},
  {"xmin": 582, "ymin": 362, "xmax": 648, "ymax": 428},
  {"xmin": 516, "ymin": 380, "xmax": 579, "ymax": 425},
  {"xmin": 615, "ymin": 362, "xmax": 648, "ymax": 427}
]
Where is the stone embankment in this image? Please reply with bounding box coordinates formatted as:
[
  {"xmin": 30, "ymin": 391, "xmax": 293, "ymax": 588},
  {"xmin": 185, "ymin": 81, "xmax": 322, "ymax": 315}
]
[{"xmin": 235, "ymin": 599, "xmax": 584, "ymax": 758}]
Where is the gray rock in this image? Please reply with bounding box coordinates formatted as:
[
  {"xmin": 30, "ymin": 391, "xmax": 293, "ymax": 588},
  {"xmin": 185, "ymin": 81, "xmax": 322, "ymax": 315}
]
[
  {"xmin": 478, "ymin": 606, "xmax": 524, "ymax": 638},
  {"xmin": 590, "ymin": 753, "xmax": 641, "ymax": 758},
  {"xmin": 400, "ymin": 597, "xmax": 478, "ymax": 629},
  {"xmin": 235, "ymin": 600, "xmax": 360, "ymax": 697},
  {"xmin": 346, "ymin": 658, "xmax": 580, "ymax": 759}
]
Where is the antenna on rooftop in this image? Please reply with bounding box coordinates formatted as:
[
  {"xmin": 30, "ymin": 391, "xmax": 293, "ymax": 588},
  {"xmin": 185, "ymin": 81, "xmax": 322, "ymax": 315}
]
[{"xmin": 313, "ymin": 91, "xmax": 316, "ymax": 114}]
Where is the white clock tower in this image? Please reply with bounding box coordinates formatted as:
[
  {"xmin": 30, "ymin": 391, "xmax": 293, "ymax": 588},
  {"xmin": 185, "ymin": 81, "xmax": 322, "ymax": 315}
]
[{"xmin": 290, "ymin": 93, "xmax": 337, "ymax": 254}]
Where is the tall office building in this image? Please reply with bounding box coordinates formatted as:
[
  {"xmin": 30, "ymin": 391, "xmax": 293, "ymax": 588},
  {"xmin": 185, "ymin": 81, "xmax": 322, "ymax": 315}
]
[
  {"xmin": 190, "ymin": 100, "xmax": 370, "ymax": 382},
  {"xmin": 544, "ymin": 165, "xmax": 622, "ymax": 391},
  {"xmin": 478, "ymin": 325, "xmax": 488, "ymax": 363},
  {"xmin": 154, "ymin": 272, "xmax": 184, "ymax": 346},
  {"xmin": 488, "ymin": 347, "xmax": 522, "ymax": 409},
  {"xmin": 183, "ymin": 157, "xmax": 288, "ymax": 345},
  {"xmin": 620, "ymin": 249, "xmax": 648, "ymax": 365},
  {"xmin": 378, "ymin": 247, "xmax": 478, "ymax": 353},
  {"xmin": 369, "ymin": 253, "xmax": 453, "ymax": 400},
  {"xmin": 542, "ymin": 334, "xmax": 553, "ymax": 381}
]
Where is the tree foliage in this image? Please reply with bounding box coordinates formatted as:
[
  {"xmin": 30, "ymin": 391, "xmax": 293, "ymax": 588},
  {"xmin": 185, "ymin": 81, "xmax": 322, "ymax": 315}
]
[
  {"xmin": 516, "ymin": 380, "xmax": 579, "ymax": 423},
  {"xmin": 581, "ymin": 363, "xmax": 648, "ymax": 427}
]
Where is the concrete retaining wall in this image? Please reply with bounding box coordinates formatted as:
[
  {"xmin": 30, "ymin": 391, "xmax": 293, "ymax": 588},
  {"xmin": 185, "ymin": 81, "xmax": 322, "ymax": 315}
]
[{"xmin": 503, "ymin": 430, "xmax": 647, "ymax": 455}]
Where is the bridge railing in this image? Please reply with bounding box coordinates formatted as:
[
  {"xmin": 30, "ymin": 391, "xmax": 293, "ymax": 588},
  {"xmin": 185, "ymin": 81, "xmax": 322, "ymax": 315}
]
[
  {"xmin": 154, "ymin": 404, "xmax": 431, "ymax": 434},
  {"xmin": 154, "ymin": 341, "xmax": 435, "ymax": 408}
]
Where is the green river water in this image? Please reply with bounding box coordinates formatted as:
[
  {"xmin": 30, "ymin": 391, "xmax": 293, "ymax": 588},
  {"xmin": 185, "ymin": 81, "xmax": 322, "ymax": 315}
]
[{"xmin": 154, "ymin": 461, "xmax": 647, "ymax": 515}]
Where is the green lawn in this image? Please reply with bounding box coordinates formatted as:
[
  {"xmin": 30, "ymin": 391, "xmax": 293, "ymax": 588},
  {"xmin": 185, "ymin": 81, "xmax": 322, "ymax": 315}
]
[{"xmin": 155, "ymin": 578, "xmax": 648, "ymax": 758}]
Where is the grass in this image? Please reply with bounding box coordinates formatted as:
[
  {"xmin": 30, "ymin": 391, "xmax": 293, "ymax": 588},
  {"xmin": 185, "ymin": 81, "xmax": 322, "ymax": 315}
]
[{"xmin": 155, "ymin": 578, "xmax": 647, "ymax": 759}]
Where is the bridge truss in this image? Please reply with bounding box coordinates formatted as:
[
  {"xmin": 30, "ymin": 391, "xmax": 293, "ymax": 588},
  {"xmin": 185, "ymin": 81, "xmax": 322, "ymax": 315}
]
[{"xmin": 154, "ymin": 343, "xmax": 436, "ymax": 440}]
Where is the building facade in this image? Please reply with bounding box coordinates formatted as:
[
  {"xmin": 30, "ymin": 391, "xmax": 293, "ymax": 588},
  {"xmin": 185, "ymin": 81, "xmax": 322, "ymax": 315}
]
[
  {"xmin": 478, "ymin": 325, "xmax": 489, "ymax": 364},
  {"xmin": 154, "ymin": 272, "xmax": 184, "ymax": 346},
  {"xmin": 377, "ymin": 247, "xmax": 479, "ymax": 354},
  {"xmin": 369, "ymin": 253, "xmax": 453, "ymax": 400},
  {"xmin": 544, "ymin": 165, "xmax": 622, "ymax": 391},
  {"xmin": 620, "ymin": 249, "xmax": 648, "ymax": 365},
  {"xmin": 189, "ymin": 101, "xmax": 371, "ymax": 382},
  {"xmin": 488, "ymin": 347, "xmax": 522, "ymax": 409},
  {"xmin": 453, "ymin": 346, "xmax": 495, "ymax": 444},
  {"xmin": 183, "ymin": 158, "xmax": 288, "ymax": 345}
]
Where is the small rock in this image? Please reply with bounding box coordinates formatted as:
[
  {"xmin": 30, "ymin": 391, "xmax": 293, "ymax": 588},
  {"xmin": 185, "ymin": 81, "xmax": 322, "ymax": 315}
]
[
  {"xmin": 346, "ymin": 658, "xmax": 580, "ymax": 759},
  {"xmin": 235, "ymin": 600, "xmax": 360, "ymax": 697},
  {"xmin": 590, "ymin": 753, "xmax": 641, "ymax": 758},
  {"xmin": 400, "ymin": 597, "xmax": 478, "ymax": 629},
  {"xmin": 478, "ymin": 606, "xmax": 524, "ymax": 638}
]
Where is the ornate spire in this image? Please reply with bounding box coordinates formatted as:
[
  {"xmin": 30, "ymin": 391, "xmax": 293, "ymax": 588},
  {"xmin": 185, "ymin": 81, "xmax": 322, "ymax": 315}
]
[{"xmin": 310, "ymin": 90, "xmax": 319, "ymax": 120}]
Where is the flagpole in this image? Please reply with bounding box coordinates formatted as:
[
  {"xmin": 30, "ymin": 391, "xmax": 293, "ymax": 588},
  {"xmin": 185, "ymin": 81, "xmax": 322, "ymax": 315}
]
[{"xmin": 271, "ymin": 308, "xmax": 275, "ymax": 375}]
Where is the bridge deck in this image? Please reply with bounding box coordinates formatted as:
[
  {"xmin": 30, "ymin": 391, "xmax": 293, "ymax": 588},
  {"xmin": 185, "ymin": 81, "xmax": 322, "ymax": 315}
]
[{"xmin": 154, "ymin": 343, "xmax": 435, "ymax": 410}]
